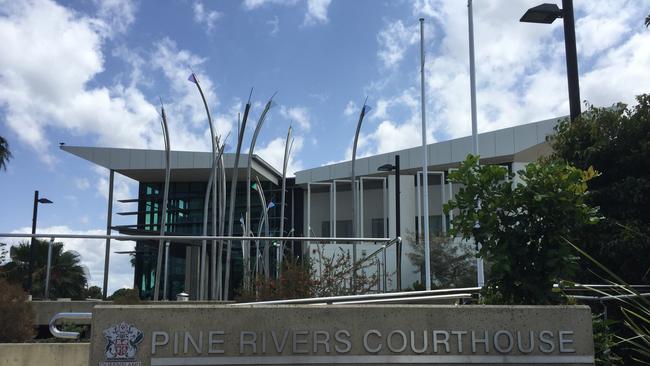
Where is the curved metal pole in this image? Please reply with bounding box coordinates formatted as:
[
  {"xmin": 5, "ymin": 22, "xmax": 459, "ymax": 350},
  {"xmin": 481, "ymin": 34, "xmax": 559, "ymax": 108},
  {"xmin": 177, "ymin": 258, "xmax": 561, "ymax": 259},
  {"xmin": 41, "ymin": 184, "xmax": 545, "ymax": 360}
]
[
  {"xmin": 49, "ymin": 312, "xmax": 92, "ymax": 339},
  {"xmin": 215, "ymin": 141, "xmax": 227, "ymax": 300},
  {"xmin": 245, "ymin": 95, "xmax": 275, "ymax": 287},
  {"xmin": 153, "ymin": 105, "xmax": 171, "ymax": 301},
  {"xmin": 225, "ymin": 97, "xmax": 252, "ymax": 301},
  {"xmin": 253, "ymin": 176, "xmax": 270, "ymax": 277},
  {"xmin": 350, "ymin": 98, "xmax": 369, "ymax": 293},
  {"xmin": 200, "ymin": 138, "xmax": 218, "ymax": 300},
  {"xmin": 278, "ymin": 126, "xmax": 293, "ymax": 277},
  {"xmin": 189, "ymin": 73, "xmax": 218, "ymax": 300}
]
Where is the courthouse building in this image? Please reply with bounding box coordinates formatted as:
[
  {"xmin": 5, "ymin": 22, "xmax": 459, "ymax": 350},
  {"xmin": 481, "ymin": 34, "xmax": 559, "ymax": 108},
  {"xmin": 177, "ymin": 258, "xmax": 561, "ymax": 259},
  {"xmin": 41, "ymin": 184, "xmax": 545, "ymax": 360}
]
[{"xmin": 62, "ymin": 116, "xmax": 560, "ymax": 298}]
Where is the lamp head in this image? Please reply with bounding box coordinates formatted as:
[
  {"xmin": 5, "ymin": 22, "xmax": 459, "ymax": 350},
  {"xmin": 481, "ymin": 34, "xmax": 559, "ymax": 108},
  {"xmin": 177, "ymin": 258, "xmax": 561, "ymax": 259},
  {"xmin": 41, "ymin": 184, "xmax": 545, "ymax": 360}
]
[
  {"xmin": 38, "ymin": 198, "xmax": 53, "ymax": 204},
  {"xmin": 520, "ymin": 3, "xmax": 563, "ymax": 24},
  {"xmin": 377, "ymin": 164, "xmax": 395, "ymax": 172}
]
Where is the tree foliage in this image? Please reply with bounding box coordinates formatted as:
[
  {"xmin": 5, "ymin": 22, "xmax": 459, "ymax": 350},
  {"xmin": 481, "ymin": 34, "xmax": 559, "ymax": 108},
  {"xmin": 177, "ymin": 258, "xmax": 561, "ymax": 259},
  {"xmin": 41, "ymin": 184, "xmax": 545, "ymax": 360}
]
[
  {"xmin": 445, "ymin": 155, "xmax": 599, "ymax": 304},
  {"xmin": 549, "ymin": 94, "xmax": 650, "ymax": 284},
  {"xmin": 407, "ymin": 233, "xmax": 477, "ymax": 289},
  {"xmin": 237, "ymin": 249, "xmax": 379, "ymax": 302},
  {"xmin": 84, "ymin": 285, "xmax": 103, "ymax": 299},
  {"xmin": 108, "ymin": 288, "xmax": 141, "ymax": 304},
  {"xmin": 0, "ymin": 135, "xmax": 12, "ymax": 171},
  {"xmin": 0, "ymin": 239, "xmax": 89, "ymax": 300},
  {"xmin": 0, "ymin": 278, "xmax": 35, "ymax": 342}
]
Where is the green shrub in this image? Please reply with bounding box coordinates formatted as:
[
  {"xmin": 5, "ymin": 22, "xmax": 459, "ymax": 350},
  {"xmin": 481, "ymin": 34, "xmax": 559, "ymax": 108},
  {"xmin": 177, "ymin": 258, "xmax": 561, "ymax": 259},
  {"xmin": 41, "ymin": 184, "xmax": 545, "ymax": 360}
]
[
  {"xmin": 445, "ymin": 155, "xmax": 599, "ymax": 304},
  {"xmin": 108, "ymin": 288, "xmax": 141, "ymax": 304},
  {"xmin": 0, "ymin": 278, "xmax": 35, "ymax": 342}
]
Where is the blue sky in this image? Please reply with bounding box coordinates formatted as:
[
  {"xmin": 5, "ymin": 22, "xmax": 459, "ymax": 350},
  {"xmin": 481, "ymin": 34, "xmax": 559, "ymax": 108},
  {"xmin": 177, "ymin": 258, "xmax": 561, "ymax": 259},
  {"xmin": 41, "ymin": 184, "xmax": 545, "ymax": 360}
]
[{"xmin": 1, "ymin": 0, "xmax": 649, "ymax": 293}]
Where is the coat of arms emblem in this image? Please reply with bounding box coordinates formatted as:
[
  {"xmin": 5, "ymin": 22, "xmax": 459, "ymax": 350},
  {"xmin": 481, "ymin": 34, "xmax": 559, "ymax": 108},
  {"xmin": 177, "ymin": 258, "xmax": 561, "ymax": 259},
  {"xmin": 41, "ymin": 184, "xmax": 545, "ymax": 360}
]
[{"xmin": 103, "ymin": 322, "xmax": 144, "ymax": 363}]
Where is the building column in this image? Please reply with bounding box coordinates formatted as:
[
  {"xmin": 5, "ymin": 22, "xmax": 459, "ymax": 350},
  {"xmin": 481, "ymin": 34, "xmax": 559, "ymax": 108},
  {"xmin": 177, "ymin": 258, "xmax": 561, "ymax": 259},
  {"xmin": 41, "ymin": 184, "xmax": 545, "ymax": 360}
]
[{"xmin": 388, "ymin": 175, "xmax": 416, "ymax": 290}]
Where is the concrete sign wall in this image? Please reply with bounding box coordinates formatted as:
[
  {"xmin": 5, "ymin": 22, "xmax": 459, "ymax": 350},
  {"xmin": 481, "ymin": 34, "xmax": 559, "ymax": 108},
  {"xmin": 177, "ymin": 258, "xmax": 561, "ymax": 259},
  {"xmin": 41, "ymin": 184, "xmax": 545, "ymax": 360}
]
[{"xmin": 89, "ymin": 305, "xmax": 594, "ymax": 365}]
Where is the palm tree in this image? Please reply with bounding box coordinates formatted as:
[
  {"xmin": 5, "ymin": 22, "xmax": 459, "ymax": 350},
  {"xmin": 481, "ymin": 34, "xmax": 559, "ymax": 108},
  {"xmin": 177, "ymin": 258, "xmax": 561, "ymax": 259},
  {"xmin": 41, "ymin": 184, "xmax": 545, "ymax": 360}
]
[
  {"xmin": 646, "ymin": 15, "xmax": 649, "ymax": 28},
  {"xmin": 0, "ymin": 239, "xmax": 88, "ymax": 299},
  {"xmin": 0, "ymin": 135, "xmax": 12, "ymax": 171}
]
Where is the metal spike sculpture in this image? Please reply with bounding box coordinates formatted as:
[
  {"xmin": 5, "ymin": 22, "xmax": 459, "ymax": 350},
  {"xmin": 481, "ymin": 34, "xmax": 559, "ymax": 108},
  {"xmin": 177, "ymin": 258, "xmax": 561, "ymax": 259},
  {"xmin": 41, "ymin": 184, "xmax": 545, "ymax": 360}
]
[
  {"xmin": 224, "ymin": 92, "xmax": 252, "ymax": 301},
  {"xmin": 215, "ymin": 140, "xmax": 227, "ymax": 299},
  {"xmin": 153, "ymin": 103, "xmax": 171, "ymax": 301},
  {"xmin": 188, "ymin": 72, "xmax": 225, "ymax": 301},
  {"xmin": 350, "ymin": 97, "xmax": 370, "ymax": 293},
  {"xmin": 253, "ymin": 176, "xmax": 270, "ymax": 276},
  {"xmin": 199, "ymin": 136, "xmax": 217, "ymax": 300},
  {"xmin": 278, "ymin": 125, "xmax": 294, "ymax": 277},
  {"xmin": 244, "ymin": 94, "xmax": 275, "ymax": 288}
]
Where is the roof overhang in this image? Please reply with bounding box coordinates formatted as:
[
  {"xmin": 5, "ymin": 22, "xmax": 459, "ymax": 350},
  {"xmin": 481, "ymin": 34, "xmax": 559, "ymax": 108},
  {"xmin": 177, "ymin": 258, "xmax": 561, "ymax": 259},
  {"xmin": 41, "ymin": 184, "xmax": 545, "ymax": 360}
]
[
  {"xmin": 294, "ymin": 117, "xmax": 563, "ymax": 185},
  {"xmin": 61, "ymin": 146, "xmax": 282, "ymax": 184}
]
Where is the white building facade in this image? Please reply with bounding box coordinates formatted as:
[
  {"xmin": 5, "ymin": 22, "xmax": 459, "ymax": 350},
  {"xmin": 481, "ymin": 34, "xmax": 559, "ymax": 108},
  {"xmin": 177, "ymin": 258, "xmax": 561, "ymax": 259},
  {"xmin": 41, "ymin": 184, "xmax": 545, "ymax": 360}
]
[{"xmin": 294, "ymin": 117, "xmax": 561, "ymax": 291}]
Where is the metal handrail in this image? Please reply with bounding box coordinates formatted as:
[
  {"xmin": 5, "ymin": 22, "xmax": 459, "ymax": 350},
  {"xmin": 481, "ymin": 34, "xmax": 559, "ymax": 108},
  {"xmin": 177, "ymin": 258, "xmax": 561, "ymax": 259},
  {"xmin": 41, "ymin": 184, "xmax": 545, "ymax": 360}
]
[
  {"xmin": 0, "ymin": 233, "xmax": 394, "ymax": 243},
  {"xmin": 355, "ymin": 237, "xmax": 401, "ymax": 268},
  {"xmin": 49, "ymin": 312, "xmax": 92, "ymax": 339},
  {"xmin": 234, "ymin": 286, "xmax": 481, "ymax": 305},
  {"xmin": 336, "ymin": 293, "xmax": 473, "ymax": 305},
  {"xmin": 570, "ymin": 293, "xmax": 650, "ymax": 301}
]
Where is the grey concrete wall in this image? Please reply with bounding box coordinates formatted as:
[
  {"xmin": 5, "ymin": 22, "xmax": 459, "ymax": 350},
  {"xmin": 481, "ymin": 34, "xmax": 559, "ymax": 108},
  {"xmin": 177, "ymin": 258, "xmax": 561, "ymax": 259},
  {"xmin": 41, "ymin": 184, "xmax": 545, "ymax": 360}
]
[
  {"xmin": 30, "ymin": 300, "xmax": 103, "ymax": 325},
  {"xmin": 89, "ymin": 305, "xmax": 594, "ymax": 365},
  {"xmin": 0, "ymin": 343, "xmax": 89, "ymax": 366}
]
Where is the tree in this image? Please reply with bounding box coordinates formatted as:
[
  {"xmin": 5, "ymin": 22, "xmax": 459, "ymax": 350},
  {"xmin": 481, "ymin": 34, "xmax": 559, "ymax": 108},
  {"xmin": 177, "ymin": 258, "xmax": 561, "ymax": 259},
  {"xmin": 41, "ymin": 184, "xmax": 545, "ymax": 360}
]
[
  {"xmin": 108, "ymin": 288, "xmax": 141, "ymax": 304},
  {"xmin": 549, "ymin": 94, "xmax": 650, "ymax": 284},
  {"xmin": 645, "ymin": 15, "xmax": 649, "ymax": 28},
  {"xmin": 445, "ymin": 155, "xmax": 599, "ymax": 304},
  {"xmin": 0, "ymin": 135, "xmax": 12, "ymax": 171},
  {"xmin": 236, "ymin": 249, "xmax": 379, "ymax": 302},
  {"xmin": 0, "ymin": 239, "xmax": 89, "ymax": 299},
  {"xmin": 0, "ymin": 243, "xmax": 7, "ymax": 264},
  {"xmin": 84, "ymin": 285, "xmax": 103, "ymax": 299},
  {"xmin": 407, "ymin": 233, "xmax": 477, "ymax": 289},
  {"xmin": 0, "ymin": 278, "xmax": 34, "ymax": 342}
]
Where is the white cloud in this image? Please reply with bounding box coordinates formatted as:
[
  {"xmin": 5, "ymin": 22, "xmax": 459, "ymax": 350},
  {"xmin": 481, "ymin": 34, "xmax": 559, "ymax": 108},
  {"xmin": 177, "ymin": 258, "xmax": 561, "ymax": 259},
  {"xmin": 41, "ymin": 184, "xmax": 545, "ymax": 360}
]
[
  {"xmin": 303, "ymin": 0, "xmax": 331, "ymax": 26},
  {"xmin": 377, "ymin": 20, "xmax": 419, "ymax": 69},
  {"xmin": 343, "ymin": 100, "xmax": 358, "ymax": 117},
  {"xmin": 93, "ymin": 0, "xmax": 137, "ymax": 36},
  {"xmin": 0, "ymin": 0, "xmax": 159, "ymax": 162},
  {"xmin": 0, "ymin": 0, "xmax": 232, "ymax": 167},
  {"xmin": 8, "ymin": 225, "xmax": 135, "ymax": 294},
  {"xmin": 357, "ymin": 0, "xmax": 650, "ymax": 159},
  {"xmin": 193, "ymin": 1, "xmax": 222, "ymax": 33},
  {"xmin": 279, "ymin": 105, "xmax": 311, "ymax": 131},
  {"xmin": 256, "ymin": 135, "xmax": 304, "ymax": 176},
  {"xmin": 242, "ymin": 0, "xmax": 331, "ymax": 26},
  {"xmin": 75, "ymin": 177, "xmax": 91, "ymax": 190},
  {"xmin": 242, "ymin": 0, "xmax": 299, "ymax": 10},
  {"xmin": 345, "ymin": 89, "xmax": 433, "ymax": 158},
  {"xmin": 267, "ymin": 15, "xmax": 280, "ymax": 36}
]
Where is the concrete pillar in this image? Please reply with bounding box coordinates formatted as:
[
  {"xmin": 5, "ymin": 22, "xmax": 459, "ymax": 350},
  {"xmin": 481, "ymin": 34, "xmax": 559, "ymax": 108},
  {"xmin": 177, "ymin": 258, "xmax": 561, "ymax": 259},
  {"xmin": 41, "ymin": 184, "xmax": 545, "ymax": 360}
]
[{"xmin": 388, "ymin": 175, "xmax": 416, "ymax": 290}]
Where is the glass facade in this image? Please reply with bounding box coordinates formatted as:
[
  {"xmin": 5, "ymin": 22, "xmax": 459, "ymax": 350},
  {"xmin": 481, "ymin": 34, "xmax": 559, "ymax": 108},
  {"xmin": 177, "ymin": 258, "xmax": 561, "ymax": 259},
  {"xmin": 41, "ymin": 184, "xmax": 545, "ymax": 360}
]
[{"xmin": 130, "ymin": 179, "xmax": 288, "ymax": 300}]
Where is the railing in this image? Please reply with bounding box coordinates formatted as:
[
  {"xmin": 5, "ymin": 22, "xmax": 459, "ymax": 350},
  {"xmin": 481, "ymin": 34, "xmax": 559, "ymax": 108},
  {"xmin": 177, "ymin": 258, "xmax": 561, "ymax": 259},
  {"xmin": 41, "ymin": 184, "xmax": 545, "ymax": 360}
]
[
  {"xmin": 0, "ymin": 232, "xmax": 397, "ymax": 300},
  {"xmin": 49, "ymin": 312, "xmax": 92, "ymax": 339},
  {"xmin": 234, "ymin": 286, "xmax": 481, "ymax": 305}
]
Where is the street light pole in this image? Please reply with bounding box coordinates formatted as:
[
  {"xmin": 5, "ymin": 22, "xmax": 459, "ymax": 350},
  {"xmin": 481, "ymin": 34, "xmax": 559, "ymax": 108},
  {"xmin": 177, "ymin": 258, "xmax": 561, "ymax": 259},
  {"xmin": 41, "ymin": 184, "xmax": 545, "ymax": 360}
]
[
  {"xmin": 28, "ymin": 190, "xmax": 39, "ymax": 293},
  {"xmin": 520, "ymin": 0, "xmax": 581, "ymax": 121},
  {"xmin": 377, "ymin": 154, "xmax": 402, "ymax": 291},
  {"xmin": 28, "ymin": 190, "xmax": 52, "ymax": 295},
  {"xmin": 561, "ymin": 0, "xmax": 580, "ymax": 121},
  {"xmin": 394, "ymin": 155, "xmax": 401, "ymax": 291}
]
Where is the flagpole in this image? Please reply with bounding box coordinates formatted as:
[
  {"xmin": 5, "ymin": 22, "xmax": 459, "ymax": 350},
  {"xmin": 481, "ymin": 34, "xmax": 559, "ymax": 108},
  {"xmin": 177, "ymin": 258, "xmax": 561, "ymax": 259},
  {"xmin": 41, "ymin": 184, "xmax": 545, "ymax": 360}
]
[
  {"xmin": 419, "ymin": 18, "xmax": 432, "ymax": 291},
  {"xmin": 468, "ymin": 0, "xmax": 485, "ymax": 288}
]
